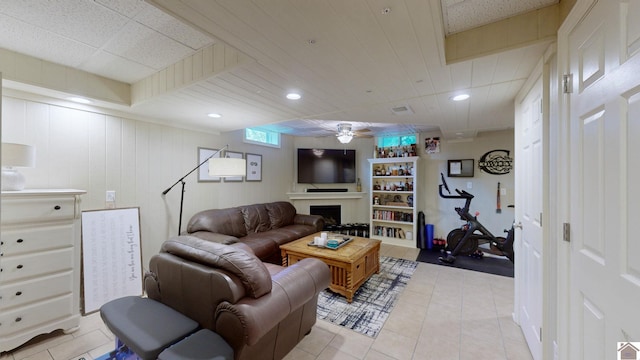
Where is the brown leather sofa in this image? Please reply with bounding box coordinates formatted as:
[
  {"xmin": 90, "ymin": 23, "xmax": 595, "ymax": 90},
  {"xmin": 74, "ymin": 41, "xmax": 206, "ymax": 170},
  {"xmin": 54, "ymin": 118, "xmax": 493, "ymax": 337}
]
[
  {"xmin": 186, "ymin": 201, "xmax": 323, "ymax": 264},
  {"xmin": 144, "ymin": 235, "xmax": 331, "ymax": 360}
]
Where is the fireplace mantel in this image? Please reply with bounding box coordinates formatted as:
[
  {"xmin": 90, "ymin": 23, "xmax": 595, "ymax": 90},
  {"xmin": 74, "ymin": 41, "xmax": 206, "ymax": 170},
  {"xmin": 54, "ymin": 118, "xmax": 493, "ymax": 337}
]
[{"xmin": 286, "ymin": 192, "xmax": 366, "ymax": 200}]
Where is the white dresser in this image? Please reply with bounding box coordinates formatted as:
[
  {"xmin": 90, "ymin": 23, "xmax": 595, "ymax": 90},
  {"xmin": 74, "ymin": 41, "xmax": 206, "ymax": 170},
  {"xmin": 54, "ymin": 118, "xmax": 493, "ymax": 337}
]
[{"xmin": 0, "ymin": 189, "xmax": 85, "ymax": 352}]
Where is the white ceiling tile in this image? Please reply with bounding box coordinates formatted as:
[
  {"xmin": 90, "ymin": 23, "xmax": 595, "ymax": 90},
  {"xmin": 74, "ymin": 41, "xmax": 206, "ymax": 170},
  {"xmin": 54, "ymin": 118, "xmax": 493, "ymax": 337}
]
[
  {"xmin": 95, "ymin": 0, "xmax": 147, "ymax": 18},
  {"xmin": 134, "ymin": 5, "xmax": 214, "ymax": 50},
  {"xmin": 0, "ymin": 0, "xmax": 130, "ymax": 47},
  {"xmin": 441, "ymin": 0, "xmax": 559, "ymax": 35},
  {"xmin": 0, "ymin": 13, "xmax": 97, "ymax": 68},
  {"xmin": 104, "ymin": 21, "xmax": 195, "ymax": 70},
  {"xmin": 79, "ymin": 50, "xmax": 156, "ymax": 83}
]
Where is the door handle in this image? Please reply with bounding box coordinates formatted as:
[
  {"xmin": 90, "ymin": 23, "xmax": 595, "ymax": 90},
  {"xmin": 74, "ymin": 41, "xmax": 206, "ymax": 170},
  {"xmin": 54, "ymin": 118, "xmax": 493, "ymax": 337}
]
[{"xmin": 514, "ymin": 222, "xmax": 523, "ymax": 229}]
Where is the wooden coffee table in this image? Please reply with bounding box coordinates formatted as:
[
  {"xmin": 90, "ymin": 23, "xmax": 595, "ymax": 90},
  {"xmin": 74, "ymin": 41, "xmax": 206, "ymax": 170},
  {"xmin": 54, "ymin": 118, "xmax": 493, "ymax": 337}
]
[{"xmin": 280, "ymin": 233, "xmax": 381, "ymax": 302}]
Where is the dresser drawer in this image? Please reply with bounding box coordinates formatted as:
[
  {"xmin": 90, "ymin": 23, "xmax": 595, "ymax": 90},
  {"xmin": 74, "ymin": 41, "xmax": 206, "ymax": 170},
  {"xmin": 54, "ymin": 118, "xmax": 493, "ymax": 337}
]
[
  {"xmin": 1, "ymin": 197, "xmax": 75, "ymax": 225},
  {"xmin": 0, "ymin": 271, "xmax": 73, "ymax": 311},
  {"xmin": 0, "ymin": 294, "xmax": 73, "ymax": 337},
  {"xmin": 0, "ymin": 248, "xmax": 73, "ymax": 283},
  {"xmin": 1, "ymin": 224, "xmax": 73, "ymax": 256}
]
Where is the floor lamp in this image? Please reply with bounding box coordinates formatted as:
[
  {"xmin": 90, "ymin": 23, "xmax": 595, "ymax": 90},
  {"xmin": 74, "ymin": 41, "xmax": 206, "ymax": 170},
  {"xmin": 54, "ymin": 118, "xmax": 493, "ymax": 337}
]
[{"xmin": 162, "ymin": 144, "xmax": 246, "ymax": 235}]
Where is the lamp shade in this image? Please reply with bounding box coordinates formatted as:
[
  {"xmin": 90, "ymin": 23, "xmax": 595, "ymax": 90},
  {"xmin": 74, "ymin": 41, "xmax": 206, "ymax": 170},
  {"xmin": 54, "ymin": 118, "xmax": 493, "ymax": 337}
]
[
  {"xmin": 2, "ymin": 143, "xmax": 36, "ymax": 167},
  {"xmin": 2, "ymin": 143, "xmax": 36, "ymax": 191},
  {"xmin": 209, "ymin": 157, "xmax": 246, "ymax": 177}
]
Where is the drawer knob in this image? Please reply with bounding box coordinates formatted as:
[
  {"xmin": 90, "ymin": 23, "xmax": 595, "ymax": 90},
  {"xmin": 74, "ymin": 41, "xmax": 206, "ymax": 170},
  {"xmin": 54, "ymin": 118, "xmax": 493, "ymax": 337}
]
[
  {"xmin": 15, "ymin": 317, "xmax": 22, "ymax": 322},
  {"xmin": 16, "ymin": 264, "xmax": 23, "ymax": 269},
  {"xmin": 17, "ymin": 239, "xmax": 24, "ymax": 243},
  {"xmin": 54, "ymin": 205, "xmax": 61, "ymax": 210},
  {"xmin": 16, "ymin": 291, "xmax": 22, "ymax": 296}
]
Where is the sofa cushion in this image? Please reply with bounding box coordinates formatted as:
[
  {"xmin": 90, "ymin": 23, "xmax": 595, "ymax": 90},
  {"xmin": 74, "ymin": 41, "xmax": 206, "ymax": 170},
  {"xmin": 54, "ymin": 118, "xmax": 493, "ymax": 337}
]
[
  {"xmin": 187, "ymin": 208, "xmax": 247, "ymax": 238},
  {"xmin": 241, "ymin": 204, "xmax": 271, "ymax": 233},
  {"xmin": 265, "ymin": 202, "xmax": 296, "ymax": 229},
  {"xmin": 161, "ymin": 236, "xmax": 271, "ymax": 298},
  {"xmin": 238, "ymin": 234, "xmax": 280, "ymax": 262}
]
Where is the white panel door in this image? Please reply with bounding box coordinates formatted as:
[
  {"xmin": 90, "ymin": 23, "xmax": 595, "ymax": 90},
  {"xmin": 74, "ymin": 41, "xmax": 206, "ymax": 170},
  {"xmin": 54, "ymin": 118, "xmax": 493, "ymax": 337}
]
[
  {"xmin": 515, "ymin": 75, "xmax": 544, "ymax": 360},
  {"xmin": 566, "ymin": 1, "xmax": 640, "ymax": 359}
]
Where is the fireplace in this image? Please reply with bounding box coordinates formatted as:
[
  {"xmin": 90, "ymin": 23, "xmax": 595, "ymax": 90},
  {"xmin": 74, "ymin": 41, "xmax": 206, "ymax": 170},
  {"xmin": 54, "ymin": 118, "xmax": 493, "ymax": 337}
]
[{"xmin": 310, "ymin": 205, "xmax": 341, "ymax": 228}]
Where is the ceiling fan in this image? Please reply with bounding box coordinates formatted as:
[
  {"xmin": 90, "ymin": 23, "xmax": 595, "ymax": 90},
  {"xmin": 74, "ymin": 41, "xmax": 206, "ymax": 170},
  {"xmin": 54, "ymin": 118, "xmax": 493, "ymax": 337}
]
[{"xmin": 336, "ymin": 123, "xmax": 373, "ymax": 143}]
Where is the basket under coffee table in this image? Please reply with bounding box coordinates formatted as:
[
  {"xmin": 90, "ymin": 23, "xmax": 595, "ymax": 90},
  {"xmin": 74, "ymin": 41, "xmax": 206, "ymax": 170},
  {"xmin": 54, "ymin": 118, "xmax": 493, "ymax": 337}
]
[{"xmin": 280, "ymin": 233, "xmax": 381, "ymax": 302}]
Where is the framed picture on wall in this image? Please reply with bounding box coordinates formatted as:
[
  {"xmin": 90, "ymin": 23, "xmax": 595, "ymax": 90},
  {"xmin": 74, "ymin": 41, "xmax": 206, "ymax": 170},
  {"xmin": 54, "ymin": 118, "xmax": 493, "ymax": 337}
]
[
  {"xmin": 245, "ymin": 153, "xmax": 262, "ymax": 182},
  {"xmin": 448, "ymin": 159, "xmax": 474, "ymax": 177},
  {"xmin": 197, "ymin": 147, "xmax": 221, "ymax": 182},
  {"xmin": 223, "ymin": 151, "xmax": 244, "ymax": 182}
]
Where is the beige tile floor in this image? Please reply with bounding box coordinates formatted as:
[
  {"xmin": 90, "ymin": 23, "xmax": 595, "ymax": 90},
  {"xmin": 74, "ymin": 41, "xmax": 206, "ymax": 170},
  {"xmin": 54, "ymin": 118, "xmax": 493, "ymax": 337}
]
[{"xmin": 0, "ymin": 244, "xmax": 532, "ymax": 360}]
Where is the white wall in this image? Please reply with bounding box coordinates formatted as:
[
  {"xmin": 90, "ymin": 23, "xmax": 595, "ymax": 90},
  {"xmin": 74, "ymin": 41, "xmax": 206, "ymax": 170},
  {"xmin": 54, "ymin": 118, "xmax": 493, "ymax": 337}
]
[
  {"xmin": 1, "ymin": 94, "xmax": 294, "ymax": 267},
  {"xmin": 417, "ymin": 130, "xmax": 515, "ymax": 240}
]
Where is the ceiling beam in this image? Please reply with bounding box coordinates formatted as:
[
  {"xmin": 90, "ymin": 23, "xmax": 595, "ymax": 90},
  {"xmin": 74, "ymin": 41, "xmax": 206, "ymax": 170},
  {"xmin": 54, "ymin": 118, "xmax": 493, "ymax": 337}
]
[{"xmin": 444, "ymin": 0, "xmax": 576, "ymax": 63}]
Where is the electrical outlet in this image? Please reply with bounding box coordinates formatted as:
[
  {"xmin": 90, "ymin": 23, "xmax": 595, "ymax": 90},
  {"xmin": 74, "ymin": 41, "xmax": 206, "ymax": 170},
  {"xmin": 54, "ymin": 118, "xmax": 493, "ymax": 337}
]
[
  {"xmin": 501, "ymin": 187, "xmax": 507, "ymax": 196},
  {"xmin": 106, "ymin": 191, "xmax": 116, "ymax": 202},
  {"xmin": 467, "ymin": 182, "xmax": 472, "ymax": 189}
]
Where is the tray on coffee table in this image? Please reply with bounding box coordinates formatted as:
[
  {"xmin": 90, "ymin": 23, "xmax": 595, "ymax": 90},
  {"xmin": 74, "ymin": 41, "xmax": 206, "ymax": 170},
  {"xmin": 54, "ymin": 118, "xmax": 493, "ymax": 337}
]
[{"xmin": 307, "ymin": 235, "xmax": 353, "ymax": 250}]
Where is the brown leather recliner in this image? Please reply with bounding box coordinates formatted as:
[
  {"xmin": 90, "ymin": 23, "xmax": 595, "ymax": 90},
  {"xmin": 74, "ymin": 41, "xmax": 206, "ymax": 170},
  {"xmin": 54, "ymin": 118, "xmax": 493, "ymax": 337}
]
[{"xmin": 144, "ymin": 235, "xmax": 331, "ymax": 360}]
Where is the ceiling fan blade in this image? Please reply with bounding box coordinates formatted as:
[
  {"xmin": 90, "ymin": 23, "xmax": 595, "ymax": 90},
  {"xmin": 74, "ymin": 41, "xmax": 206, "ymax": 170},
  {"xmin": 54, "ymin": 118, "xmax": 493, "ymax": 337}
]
[{"xmin": 353, "ymin": 128, "xmax": 371, "ymax": 134}]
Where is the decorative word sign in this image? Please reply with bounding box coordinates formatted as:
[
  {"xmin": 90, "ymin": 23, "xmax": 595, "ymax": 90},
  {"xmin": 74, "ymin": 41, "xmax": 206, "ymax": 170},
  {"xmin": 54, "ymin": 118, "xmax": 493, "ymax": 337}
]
[
  {"xmin": 81, "ymin": 208, "xmax": 142, "ymax": 314},
  {"xmin": 478, "ymin": 149, "xmax": 513, "ymax": 175}
]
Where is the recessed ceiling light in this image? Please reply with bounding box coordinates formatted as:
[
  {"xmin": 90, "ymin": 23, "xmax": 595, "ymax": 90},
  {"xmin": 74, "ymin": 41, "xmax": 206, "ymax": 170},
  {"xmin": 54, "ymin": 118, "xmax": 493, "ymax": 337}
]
[
  {"xmin": 207, "ymin": 113, "xmax": 222, "ymax": 118},
  {"xmin": 286, "ymin": 93, "xmax": 301, "ymax": 100},
  {"xmin": 68, "ymin": 97, "xmax": 92, "ymax": 104},
  {"xmin": 451, "ymin": 94, "xmax": 470, "ymax": 101}
]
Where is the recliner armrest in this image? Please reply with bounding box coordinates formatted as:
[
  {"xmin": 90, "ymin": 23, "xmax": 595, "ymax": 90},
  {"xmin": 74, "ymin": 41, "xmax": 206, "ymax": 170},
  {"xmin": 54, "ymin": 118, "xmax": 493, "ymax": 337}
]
[{"xmin": 215, "ymin": 258, "xmax": 330, "ymax": 347}]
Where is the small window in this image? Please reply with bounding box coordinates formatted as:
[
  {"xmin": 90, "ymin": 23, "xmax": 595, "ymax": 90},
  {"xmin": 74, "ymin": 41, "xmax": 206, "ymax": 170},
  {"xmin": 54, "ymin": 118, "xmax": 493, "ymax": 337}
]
[
  {"xmin": 244, "ymin": 128, "xmax": 281, "ymax": 148},
  {"xmin": 377, "ymin": 134, "xmax": 417, "ymax": 148}
]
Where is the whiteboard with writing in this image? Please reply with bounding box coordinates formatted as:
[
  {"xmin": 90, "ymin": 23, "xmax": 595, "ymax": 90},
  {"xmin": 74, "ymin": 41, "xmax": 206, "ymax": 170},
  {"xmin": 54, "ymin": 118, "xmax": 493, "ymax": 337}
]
[{"xmin": 81, "ymin": 208, "xmax": 143, "ymax": 314}]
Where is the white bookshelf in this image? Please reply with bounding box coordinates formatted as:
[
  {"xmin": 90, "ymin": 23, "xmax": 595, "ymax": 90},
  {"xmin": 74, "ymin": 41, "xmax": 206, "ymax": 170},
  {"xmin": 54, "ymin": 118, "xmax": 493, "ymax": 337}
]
[{"xmin": 368, "ymin": 157, "xmax": 418, "ymax": 248}]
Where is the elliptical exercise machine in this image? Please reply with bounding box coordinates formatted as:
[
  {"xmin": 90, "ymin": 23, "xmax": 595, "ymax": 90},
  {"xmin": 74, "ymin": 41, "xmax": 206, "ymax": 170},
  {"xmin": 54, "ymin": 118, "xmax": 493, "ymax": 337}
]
[{"xmin": 438, "ymin": 173, "xmax": 515, "ymax": 264}]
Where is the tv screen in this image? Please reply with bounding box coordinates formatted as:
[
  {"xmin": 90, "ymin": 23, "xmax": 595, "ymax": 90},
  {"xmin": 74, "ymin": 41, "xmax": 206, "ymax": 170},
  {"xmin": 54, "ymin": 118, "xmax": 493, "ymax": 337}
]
[{"xmin": 297, "ymin": 148, "xmax": 356, "ymax": 184}]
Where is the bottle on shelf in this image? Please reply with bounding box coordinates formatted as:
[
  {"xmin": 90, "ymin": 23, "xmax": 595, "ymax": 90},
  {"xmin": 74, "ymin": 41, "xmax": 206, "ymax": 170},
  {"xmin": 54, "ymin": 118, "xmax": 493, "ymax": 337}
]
[{"xmin": 356, "ymin": 178, "xmax": 362, "ymax": 192}]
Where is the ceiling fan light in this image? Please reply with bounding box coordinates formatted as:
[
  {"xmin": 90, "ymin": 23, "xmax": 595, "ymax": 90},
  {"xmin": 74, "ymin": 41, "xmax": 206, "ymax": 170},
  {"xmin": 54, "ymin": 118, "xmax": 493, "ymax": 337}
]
[{"xmin": 337, "ymin": 134, "xmax": 353, "ymax": 143}]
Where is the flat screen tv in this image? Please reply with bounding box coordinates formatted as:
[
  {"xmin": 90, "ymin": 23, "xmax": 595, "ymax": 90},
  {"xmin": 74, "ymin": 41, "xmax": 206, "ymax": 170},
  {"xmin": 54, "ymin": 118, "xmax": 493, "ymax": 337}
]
[{"xmin": 297, "ymin": 148, "xmax": 356, "ymax": 184}]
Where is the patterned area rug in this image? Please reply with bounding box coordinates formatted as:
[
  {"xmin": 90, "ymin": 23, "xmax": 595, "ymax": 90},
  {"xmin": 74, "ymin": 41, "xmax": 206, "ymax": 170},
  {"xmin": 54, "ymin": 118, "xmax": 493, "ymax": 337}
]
[{"xmin": 316, "ymin": 256, "xmax": 417, "ymax": 338}]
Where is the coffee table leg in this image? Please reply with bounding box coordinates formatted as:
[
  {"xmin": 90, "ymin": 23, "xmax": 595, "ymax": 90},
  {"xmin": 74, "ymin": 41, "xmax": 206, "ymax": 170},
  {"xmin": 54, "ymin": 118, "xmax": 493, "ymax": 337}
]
[{"xmin": 346, "ymin": 292, "xmax": 354, "ymax": 303}]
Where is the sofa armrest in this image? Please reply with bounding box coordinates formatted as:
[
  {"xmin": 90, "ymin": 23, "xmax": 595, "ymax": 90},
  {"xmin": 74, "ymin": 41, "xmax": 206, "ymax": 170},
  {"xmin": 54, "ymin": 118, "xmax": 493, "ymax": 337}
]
[
  {"xmin": 215, "ymin": 258, "xmax": 330, "ymax": 347},
  {"xmin": 293, "ymin": 214, "xmax": 324, "ymax": 232},
  {"xmin": 188, "ymin": 231, "xmax": 239, "ymax": 245}
]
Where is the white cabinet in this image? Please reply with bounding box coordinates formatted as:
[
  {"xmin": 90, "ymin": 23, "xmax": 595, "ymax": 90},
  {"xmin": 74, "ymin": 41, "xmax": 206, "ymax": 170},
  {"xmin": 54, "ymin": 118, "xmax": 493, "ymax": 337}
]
[
  {"xmin": 1, "ymin": 189, "xmax": 85, "ymax": 352},
  {"xmin": 368, "ymin": 157, "xmax": 418, "ymax": 248}
]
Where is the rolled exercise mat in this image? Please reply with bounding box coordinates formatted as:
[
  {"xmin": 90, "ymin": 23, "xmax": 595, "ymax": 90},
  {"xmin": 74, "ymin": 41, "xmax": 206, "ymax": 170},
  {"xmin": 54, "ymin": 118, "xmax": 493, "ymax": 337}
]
[{"xmin": 426, "ymin": 224, "xmax": 434, "ymax": 250}]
